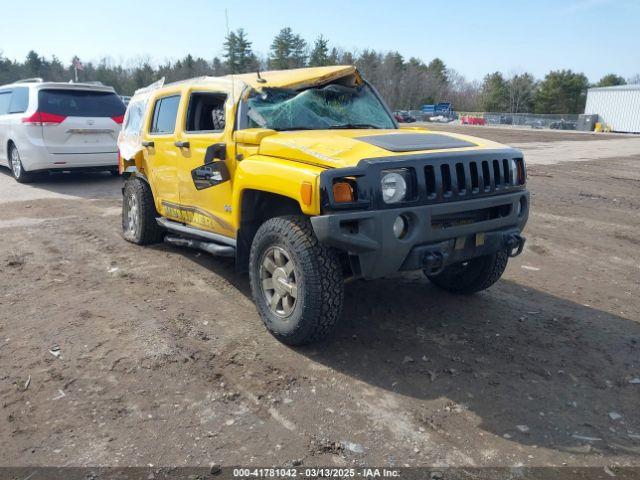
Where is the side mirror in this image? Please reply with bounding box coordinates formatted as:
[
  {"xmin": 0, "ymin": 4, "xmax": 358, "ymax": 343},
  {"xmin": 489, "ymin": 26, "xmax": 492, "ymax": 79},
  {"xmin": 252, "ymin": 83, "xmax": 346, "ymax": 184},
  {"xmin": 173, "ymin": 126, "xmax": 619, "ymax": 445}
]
[
  {"xmin": 204, "ymin": 143, "xmax": 226, "ymax": 163},
  {"xmin": 191, "ymin": 161, "xmax": 230, "ymax": 190}
]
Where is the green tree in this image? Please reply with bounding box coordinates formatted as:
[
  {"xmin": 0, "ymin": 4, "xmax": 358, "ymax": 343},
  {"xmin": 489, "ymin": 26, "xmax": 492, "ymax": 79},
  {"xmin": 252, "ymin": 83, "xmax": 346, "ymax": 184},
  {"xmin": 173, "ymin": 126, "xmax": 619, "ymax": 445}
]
[
  {"xmin": 507, "ymin": 72, "xmax": 536, "ymax": 113},
  {"xmin": 534, "ymin": 70, "xmax": 589, "ymax": 114},
  {"xmin": 25, "ymin": 50, "xmax": 46, "ymax": 78},
  {"xmin": 596, "ymin": 73, "xmax": 626, "ymax": 87},
  {"xmin": 212, "ymin": 57, "xmax": 226, "ymax": 76},
  {"xmin": 308, "ymin": 35, "xmax": 330, "ymax": 67},
  {"xmin": 480, "ymin": 72, "xmax": 509, "ymax": 112},
  {"xmin": 426, "ymin": 58, "xmax": 448, "ymax": 86},
  {"xmin": 223, "ymin": 28, "xmax": 258, "ymax": 74},
  {"xmin": 268, "ymin": 27, "xmax": 307, "ymax": 69},
  {"xmin": 328, "ymin": 47, "xmax": 340, "ymax": 65}
]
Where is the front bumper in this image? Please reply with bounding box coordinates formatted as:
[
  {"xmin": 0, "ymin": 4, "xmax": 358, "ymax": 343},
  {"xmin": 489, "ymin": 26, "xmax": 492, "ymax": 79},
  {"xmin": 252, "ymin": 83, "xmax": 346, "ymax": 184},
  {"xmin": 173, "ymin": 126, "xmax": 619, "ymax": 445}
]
[{"xmin": 311, "ymin": 190, "xmax": 529, "ymax": 279}]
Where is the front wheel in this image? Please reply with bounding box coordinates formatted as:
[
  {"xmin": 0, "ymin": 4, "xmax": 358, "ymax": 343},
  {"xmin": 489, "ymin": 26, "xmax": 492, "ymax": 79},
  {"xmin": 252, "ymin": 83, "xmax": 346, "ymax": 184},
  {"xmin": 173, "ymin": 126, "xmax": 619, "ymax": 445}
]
[
  {"xmin": 249, "ymin": 216, "xmax": 344, "ymax": 345},
  {"xmin": 425, "ymin": 250, "xmax": 509, "ymax": 294},
  {"xmin": 10, "ymin": 145, "xmax": 35, "ymax": 183}
]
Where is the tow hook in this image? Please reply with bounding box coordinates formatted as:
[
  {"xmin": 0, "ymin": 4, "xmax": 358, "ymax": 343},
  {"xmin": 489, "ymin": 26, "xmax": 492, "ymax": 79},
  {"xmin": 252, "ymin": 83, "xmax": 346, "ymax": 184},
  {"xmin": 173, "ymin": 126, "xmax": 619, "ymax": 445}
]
[
  {"xmin": 423, "ymin": 251, "xmax": 449, "ymax": 276},
  {"xmin": 505, "ymin": 234, "xmax": 526, "ymax": 258}
]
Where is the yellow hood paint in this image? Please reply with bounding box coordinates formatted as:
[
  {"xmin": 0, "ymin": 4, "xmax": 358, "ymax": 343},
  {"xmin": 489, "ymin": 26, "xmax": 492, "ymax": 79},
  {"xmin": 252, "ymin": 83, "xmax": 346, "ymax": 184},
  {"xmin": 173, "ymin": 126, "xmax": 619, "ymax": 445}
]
[{"xmin": 257, "ymin": 129, "xmax": 507, "ymax": 169}]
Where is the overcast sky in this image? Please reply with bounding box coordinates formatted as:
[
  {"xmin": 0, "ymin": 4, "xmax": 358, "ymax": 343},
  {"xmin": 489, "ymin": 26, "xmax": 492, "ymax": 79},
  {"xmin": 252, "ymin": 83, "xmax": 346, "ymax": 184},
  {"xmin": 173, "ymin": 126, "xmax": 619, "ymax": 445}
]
[{"xmin": 2, "ymin": 0, "xmax": 639, "ymax": 82}]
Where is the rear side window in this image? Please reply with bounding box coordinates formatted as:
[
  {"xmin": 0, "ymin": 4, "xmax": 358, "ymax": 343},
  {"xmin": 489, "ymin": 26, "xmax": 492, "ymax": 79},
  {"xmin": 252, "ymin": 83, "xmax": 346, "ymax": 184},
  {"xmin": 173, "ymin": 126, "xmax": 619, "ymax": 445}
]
[
  {"xmin": 38, "ymin": 89, "xmax": 125, "ymax": 117},
  {"xmin": 150, "ymin": 95, "xmax": 180, "ymax": 134},
  {"xmin": 123, "ymin": 100, "xmax": 147, "ymax": 135},
  {"xmin": 0, "ymin": 90, "xmax": 11, "ymax": 115},
  {"xmin": 9, "ymin": 87, "xmax": 29, "ymax": 114},
  {"xmin": 186, "ymin": 92, "xmax": 227, "ymax": 132}
]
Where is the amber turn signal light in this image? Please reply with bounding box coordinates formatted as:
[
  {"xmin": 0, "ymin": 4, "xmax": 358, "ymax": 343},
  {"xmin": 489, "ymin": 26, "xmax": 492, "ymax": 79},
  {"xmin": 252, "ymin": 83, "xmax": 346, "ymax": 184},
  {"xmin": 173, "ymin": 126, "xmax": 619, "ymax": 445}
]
[
  {"xmin": 333, "ymin": 181, "xmax": 354, "ymax": 203},
  {"xmin": 300, "ymin": 182, "xmax": 313, "ymax": 206}
]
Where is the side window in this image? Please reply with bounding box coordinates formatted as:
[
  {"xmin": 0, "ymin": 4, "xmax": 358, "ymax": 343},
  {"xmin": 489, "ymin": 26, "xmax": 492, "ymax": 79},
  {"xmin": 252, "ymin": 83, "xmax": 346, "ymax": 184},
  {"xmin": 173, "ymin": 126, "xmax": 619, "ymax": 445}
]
[
  {"xmin": 150, "ymin": 95, "xmax": 180, "ymax": 134},
  {"xmin": 0, "ymin": 90, "xmax": 12, "ymax": 115},
  {"xmin": 185, "ymin": 92, "xmax": 227, "ymax": 132},
  {"xmin": 124, "ymin": 100, "xmax": 147, "ymax": 135},
  {"xmin": 9, "ymin": 87, "xmax": 29, "ymax": 114}
]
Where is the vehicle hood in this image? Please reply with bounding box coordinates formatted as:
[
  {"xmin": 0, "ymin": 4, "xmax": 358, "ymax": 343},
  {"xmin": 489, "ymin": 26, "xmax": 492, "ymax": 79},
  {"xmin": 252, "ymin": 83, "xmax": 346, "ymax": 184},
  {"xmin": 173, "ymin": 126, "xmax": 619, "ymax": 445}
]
[{"xmin": 257, "ymin": 129, "xmax": 512, "ymax": 169}]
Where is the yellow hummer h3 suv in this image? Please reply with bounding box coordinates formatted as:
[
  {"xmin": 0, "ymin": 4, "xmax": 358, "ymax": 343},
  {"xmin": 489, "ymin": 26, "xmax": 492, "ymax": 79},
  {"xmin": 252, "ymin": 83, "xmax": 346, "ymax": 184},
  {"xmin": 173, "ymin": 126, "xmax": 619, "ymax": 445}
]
[{"xmin": 118, "ymin": 66, "xmax": 529, "ymax": 345}]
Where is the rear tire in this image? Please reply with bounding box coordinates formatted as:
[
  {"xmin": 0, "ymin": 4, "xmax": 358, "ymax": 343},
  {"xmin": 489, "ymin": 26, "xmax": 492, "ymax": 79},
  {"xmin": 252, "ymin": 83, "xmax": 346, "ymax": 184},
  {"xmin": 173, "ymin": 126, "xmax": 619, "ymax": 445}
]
[
  {"xmin": 122, "ymin": 178, "xmax": 164, "ymax": 245},
  {"xmin": 9, "ymin": 144, "xmax": 35, "ymax": 184},
  {"xmin": 425, "ymin": 250, "xmax": 509, "ymax": 294},
  {"xmin": 249, "ymin": 216, "xmax": 344, "ymax": 345}
]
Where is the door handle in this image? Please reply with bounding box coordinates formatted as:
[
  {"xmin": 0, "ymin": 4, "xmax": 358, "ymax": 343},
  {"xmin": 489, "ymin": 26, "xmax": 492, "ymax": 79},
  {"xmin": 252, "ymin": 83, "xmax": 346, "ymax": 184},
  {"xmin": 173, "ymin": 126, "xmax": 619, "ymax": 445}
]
[
  {"xmin": 174, "ymin": 141, "xmax": 190, "ymax": 149},
  {"xmin": 141, "ymin": 140, "xmax": 155, "ymax": 148}
]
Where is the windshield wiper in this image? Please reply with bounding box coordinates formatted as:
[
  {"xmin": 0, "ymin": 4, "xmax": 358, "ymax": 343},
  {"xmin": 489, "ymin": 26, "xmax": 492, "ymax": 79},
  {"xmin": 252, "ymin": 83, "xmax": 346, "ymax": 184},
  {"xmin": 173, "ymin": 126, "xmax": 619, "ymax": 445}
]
[
  {"xmin": 329, "ymin": 123, "xmax": 380, "ymax": 129},
  {"xmin": 276, "ymin": 126, "xmax": 318, "ymax": 131}
]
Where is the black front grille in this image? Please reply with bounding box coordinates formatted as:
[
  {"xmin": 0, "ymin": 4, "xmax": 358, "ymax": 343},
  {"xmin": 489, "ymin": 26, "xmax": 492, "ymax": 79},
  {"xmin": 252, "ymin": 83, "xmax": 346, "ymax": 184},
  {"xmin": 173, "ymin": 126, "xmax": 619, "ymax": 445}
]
[
  {"xmin": 423, "ymin": 157, "xmax": 524, "ymax": 203},
  {"xmin": 320, "ymin": 149, "xmax": 527, "ymax": 212}
]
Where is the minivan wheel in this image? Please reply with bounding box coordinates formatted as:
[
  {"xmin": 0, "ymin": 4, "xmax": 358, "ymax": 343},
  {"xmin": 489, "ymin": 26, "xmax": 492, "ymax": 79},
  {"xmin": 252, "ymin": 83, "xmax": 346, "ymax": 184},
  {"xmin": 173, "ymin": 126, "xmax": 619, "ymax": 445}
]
[
  {"xmin": 10, "ymin": 145, "xmax": 35, "ymax": 183},
  {"xmin": 249, "ymin": 216, "xmax": 344, "ymax": 345},
  {"xmin": 122, "ymin": 178, "xmax": 164, "ymax": 245}
]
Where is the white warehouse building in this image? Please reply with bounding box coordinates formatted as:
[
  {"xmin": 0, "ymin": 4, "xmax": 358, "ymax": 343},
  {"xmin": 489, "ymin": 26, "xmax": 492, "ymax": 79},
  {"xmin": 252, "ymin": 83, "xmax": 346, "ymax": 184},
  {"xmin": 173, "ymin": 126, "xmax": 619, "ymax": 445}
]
[{"xmin": 584, "ymin": 84, "xmax": 640, "ymax": 133}]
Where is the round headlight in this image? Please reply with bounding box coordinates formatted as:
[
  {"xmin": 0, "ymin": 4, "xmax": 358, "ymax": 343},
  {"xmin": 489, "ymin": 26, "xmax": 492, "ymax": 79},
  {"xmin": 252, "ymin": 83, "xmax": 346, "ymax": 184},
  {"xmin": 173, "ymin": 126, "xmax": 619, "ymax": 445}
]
[{"xmin": 381, "ymin": 172, "xmax": 407, "ymax": 204}]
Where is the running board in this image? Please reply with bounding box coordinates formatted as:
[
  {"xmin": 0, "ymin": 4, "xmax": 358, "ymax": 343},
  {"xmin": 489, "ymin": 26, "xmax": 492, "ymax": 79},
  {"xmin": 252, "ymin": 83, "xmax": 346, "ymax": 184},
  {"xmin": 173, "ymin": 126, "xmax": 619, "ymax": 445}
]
[
  {"xmin": 156, "ymin": 217, "xmax": 236, "ymax": 247},
  {"xmin": 164, "ymin": 235, "xmax": 235, "ymax": 257}
]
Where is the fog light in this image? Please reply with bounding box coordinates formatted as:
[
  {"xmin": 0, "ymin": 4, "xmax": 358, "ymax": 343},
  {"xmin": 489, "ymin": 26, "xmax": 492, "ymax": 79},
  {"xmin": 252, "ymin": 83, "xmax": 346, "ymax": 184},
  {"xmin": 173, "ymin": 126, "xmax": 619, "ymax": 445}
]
[
  {"xmin": 393, "ymin": 215, "xmax": 408, "ymax": 239},
  {"xmin": 517, "ymin": 196, "xmax": 526, "ymax": 217}
]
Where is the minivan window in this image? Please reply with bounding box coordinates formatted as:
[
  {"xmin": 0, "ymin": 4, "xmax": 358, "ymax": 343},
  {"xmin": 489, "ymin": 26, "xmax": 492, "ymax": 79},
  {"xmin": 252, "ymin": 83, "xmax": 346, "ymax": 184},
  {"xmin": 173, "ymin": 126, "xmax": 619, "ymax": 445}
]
[
  {"xmin": 0, "ymin": 90, "xmax": 11, "ymax": 115},
  {"xmin": 150, "ymin": 95, "xmax": 180, "ymax": 134},
  {"xmin": 38, "ymin": 89, "xmax": 125, "ymax": 117},
  {"xmin": 9, "ymin": 87, "xmax": 29, "ymax": 114}
]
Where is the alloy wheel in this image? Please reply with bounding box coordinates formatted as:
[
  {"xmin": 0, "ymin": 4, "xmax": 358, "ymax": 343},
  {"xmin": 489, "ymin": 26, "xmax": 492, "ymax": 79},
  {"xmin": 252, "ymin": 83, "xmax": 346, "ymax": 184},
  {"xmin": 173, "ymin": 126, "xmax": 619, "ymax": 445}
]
[
  {"xmin": 126, "ymin": 193, "xmax": 139, "ymax": 236},
  {"xmin": 259, "ymin": 246, "xmax": 298, "ymax": 318},
  {"xmin": 10, "ymin": 147, "xmax": 22, "ymax": 179}
]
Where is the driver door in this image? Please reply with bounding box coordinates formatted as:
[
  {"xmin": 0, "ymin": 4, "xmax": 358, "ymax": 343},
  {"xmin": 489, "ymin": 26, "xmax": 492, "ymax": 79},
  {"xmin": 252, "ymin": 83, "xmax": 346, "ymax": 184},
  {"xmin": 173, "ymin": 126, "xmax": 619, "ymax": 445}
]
[{"xmin": 175, "ymin": 90, "xmax": 235, "ymax": 239}]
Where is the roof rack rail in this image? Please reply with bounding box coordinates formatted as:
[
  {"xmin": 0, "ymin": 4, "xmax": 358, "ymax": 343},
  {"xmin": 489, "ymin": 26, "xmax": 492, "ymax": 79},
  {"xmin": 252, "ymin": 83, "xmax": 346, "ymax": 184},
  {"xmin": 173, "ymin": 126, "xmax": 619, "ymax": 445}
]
[
  {"xmin": 69, "ymin": 80, "xmax": 105, "ymax": 86},
  {"xmin": 15, "ymin": 77, "xmax": 44, "ymax": 84}
]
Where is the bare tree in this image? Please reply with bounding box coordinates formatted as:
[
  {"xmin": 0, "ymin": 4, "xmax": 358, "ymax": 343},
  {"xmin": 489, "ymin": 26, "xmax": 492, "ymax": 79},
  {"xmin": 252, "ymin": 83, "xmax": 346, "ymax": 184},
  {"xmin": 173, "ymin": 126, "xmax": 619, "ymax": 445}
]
[{"xmin": 507, "ymin": 70, "xmax": 536, "ymax": 113}]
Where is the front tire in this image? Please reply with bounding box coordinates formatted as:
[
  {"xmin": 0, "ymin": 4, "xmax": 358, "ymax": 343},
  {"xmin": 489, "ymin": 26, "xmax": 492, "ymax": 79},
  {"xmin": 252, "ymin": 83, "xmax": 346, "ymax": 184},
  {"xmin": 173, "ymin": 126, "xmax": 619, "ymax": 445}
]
[
  {"xmin": 425, "ymin": 250, "xmax": 509, "ymax": 294},
  {"xmin": 122, "ymin": 178, "xmax": 164, "ymax": 245},
  {"xmin": 249, "ymin": 216, "xmax": 344, "ymax": 345},
  {"xmin": 9, "ymin": 145, "xmax": 35, "ymax": 183}
]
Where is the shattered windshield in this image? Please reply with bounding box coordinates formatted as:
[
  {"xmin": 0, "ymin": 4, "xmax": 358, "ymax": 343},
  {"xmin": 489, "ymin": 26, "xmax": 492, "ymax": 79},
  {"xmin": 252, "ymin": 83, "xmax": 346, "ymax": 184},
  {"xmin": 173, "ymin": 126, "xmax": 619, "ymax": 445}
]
[{"xmin": 246, "ymin": 83, "xmax": 396, "ymax": 131}]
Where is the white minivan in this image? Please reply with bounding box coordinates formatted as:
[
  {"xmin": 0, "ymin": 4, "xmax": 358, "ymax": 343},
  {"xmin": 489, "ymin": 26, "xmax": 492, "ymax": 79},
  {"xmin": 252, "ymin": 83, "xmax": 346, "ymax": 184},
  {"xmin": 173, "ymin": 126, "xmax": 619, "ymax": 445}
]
[{"xmin": 0, "ymin": 78, "xmax": 126, "ymax": 182}]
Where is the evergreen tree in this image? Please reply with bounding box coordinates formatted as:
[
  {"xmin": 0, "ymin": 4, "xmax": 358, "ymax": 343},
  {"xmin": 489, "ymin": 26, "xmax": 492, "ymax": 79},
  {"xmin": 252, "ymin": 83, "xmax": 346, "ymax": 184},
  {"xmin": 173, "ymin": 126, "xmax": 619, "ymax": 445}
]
[
  {"xmin": 480, "ymin": 72, "xmax": 510, "ymax": 112},
  {"xmin": 269, "ymin": 27, "xmax": 307, "ymax": 69},
  {"xmin": 534, "ymin": 70, "xmax": 589, "ymax": 114},
  {"xmin": 25, "ymin": 50, "xmax": 45, "ymax": 78},
  {"xmin": 308, "ymin": 35, "xmax": 330, "ymax": 66},
  {"xmin": 596, "ymin": 73, "xmax": 626, "ymax": 87},
  {"xmin": 223, "ymin": 28, "xmax": 258, "ymax": 74},
  {"xmin": 426, "ymin": 58, "xmax": 448, "ymax": 86}
]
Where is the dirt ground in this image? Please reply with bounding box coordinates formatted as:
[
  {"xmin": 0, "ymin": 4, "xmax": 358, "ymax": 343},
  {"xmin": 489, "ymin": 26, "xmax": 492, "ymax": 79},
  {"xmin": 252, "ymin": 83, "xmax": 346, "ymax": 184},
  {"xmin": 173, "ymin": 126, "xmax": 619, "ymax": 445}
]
[
  {"xmin": 1, "ymin": 127, "xmax": 639, "ymax": 469},
  {"xmin": 423, "ymin": 122, "xmax": 634, "ymax": 143}
]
